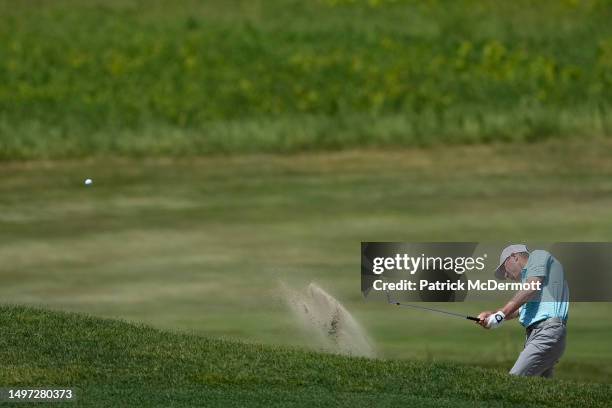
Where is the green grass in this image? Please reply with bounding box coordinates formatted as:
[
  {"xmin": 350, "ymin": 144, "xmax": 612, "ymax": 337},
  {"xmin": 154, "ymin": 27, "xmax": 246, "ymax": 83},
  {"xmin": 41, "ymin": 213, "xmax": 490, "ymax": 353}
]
[
  {"xmin": 1, "ymin": 140, "xmax": 612, "ymax": 384},
  {"xmin": 1, "ymin": 0, "xmax": 612, "ymax": 159},
  {"xmin": 1, "ymin": 305, "xmax": 611, "ymax": 407}
]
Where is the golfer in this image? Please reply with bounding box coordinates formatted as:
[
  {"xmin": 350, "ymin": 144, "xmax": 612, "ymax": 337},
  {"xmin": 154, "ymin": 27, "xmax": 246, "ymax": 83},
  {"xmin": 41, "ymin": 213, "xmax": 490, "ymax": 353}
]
[{"xmin": 477, "ymin": 244, "xmax": 569, "ymax": 378}]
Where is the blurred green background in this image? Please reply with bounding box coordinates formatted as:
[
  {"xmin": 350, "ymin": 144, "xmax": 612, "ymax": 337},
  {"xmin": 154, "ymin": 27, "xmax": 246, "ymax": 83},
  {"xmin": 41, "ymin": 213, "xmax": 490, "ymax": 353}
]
[
  {"xmin": 1, "ymin": 0, "xmax": 611, "ymax": 384},
  {"xmin": 1, "ymin": 0, "xmax": 612, "ymax": 158}
]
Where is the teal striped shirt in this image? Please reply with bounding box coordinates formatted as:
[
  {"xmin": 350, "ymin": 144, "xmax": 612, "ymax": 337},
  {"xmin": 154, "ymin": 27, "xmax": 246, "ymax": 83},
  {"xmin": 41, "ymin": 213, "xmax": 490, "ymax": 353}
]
[{"xmin": 519, "ymin": 249, "xmax": 569, "ymax": 327}]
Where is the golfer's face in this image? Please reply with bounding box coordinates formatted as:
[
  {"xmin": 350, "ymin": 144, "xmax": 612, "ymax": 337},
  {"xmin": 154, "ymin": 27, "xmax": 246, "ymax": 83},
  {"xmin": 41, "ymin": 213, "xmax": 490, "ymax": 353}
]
[{"xmin": 503, "ymin": 255, "xmax": 521, "ymax": 280}]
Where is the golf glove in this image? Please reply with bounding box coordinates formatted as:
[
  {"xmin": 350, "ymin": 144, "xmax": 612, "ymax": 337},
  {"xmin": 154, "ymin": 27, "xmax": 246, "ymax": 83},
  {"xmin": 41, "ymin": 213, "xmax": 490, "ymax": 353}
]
[{"xmin": 486, "ymin": 311, "xmax": 505, "ymax": 329}]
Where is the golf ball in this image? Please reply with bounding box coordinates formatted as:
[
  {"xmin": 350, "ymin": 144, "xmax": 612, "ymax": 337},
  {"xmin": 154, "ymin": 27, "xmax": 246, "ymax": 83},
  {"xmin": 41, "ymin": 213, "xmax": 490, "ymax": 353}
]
[{"xmin": 84, "ymin": 178, "xmax": 93, "ymax": 186}]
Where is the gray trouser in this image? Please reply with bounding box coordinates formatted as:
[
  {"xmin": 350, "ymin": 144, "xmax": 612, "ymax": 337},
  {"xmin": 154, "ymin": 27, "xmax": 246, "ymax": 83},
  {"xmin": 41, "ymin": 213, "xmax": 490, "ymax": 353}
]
[{"xmin": 509, "ymin": 318, "xmax": 567, "ymax": 378}]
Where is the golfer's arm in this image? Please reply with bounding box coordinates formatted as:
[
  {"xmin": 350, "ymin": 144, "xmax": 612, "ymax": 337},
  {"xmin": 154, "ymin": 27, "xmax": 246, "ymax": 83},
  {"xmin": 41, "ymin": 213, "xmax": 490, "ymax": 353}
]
[
  {"xmin": 504, "ymin": 309, "xmax": 520, "ymax": 320},
  {"xmin": 500, "ymin": 277, "xmax": 543, "ymax": 318}
]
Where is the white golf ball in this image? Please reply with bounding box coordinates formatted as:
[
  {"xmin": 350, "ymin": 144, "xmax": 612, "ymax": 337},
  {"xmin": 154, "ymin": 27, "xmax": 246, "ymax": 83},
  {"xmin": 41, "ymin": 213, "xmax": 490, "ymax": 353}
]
[{"xmin": 84, "ymin": 178, "xmax": 93, "ymax": 186}]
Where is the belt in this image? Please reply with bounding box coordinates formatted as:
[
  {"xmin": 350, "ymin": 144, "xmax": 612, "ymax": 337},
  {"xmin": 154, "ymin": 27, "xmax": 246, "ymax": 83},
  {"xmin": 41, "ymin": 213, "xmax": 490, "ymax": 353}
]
[{"xmin": 526, "ymin": 317, "xmax": 566, "ymax": 334}]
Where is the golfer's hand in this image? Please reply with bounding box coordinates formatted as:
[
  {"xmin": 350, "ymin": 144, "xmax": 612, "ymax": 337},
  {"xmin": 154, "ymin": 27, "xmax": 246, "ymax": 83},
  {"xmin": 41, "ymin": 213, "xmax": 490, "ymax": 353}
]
[
  {"xmin": 477, "ymin": 311, "xmax": 493, "ymax": 329},
  {"xmin": 486, "ymin": 311, "xmax": 506, "ymax": 329}
]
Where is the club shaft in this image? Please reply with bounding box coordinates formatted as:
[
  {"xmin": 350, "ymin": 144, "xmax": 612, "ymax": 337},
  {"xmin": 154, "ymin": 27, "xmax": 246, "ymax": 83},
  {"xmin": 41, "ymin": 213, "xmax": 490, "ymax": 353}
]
[
  {"xmin": 382, "ymin": 278, "xmax": 480, "ymax": 321},
  {"xmin": 394, "ymin": 302, "xmax": 480, "ymax": 321}
]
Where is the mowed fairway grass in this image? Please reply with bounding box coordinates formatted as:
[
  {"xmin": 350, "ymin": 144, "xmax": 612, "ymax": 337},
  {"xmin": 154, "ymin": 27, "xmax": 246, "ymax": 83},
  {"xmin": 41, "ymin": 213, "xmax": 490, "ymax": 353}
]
[
  {"xmin": 1, "ymin": 306, "xmax": 612, "ymax": 408},
  {"xmin": 1, "ymin": 140, "xmax": 612, "ymax": 384}
]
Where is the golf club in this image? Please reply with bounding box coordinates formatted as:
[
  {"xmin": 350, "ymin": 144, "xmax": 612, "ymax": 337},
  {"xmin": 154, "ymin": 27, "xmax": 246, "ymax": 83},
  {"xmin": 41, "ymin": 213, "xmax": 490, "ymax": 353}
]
[{"xmin": 383, "ymin": 282, "xmax": 481, "ymax": 322}]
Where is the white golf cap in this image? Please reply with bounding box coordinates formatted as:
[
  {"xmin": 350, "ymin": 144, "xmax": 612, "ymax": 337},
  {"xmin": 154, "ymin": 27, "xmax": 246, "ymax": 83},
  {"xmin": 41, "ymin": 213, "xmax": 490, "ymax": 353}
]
[{"xmin": 495, "ymin": 244, "xmax": 529, "ymax": 280}]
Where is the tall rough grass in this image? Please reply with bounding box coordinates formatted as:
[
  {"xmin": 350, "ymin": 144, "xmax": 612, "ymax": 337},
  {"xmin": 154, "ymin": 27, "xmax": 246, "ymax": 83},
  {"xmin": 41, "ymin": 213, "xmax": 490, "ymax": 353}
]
[{"xmin": 1, "ymin": 0, "xmax": 611, "ymax": 159}]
